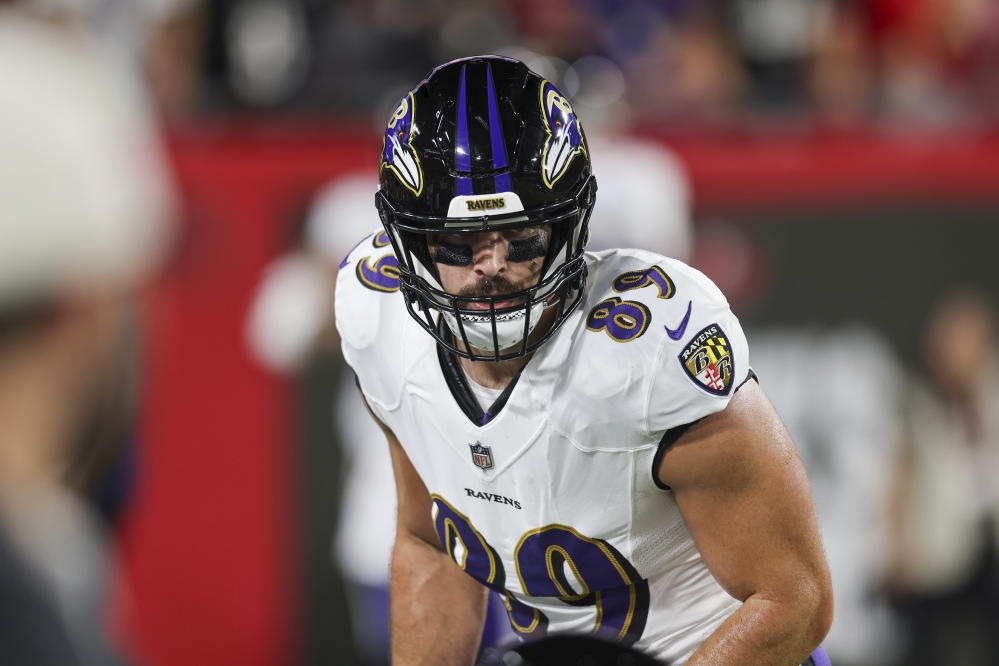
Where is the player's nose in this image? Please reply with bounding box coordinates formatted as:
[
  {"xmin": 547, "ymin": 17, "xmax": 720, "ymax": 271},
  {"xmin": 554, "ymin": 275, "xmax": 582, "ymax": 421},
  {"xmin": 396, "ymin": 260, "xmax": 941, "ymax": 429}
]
[{"xmin": 471, "ymin": 232, "xmax": 507, "ymax": 276}]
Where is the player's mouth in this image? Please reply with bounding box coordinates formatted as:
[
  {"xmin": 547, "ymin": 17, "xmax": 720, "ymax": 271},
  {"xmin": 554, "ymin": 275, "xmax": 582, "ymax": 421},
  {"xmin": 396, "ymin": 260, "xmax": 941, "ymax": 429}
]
[{"xmin": 464, "ymin": 298, "xmax": 517, "ymax": 311}]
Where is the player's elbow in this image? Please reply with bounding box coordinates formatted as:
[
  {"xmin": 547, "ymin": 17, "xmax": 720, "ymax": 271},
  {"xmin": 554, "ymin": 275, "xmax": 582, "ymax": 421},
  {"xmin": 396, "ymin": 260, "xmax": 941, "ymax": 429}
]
[{"xmin": 799, "ymin": 574, "xmax": 834, "ymax": 651}]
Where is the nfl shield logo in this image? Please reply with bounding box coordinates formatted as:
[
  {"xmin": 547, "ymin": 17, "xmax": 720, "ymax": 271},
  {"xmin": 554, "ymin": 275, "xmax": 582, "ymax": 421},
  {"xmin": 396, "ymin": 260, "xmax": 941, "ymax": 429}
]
[{"xmin": 469, "ymin": 442, "xmax": 494, "ymax": 470}]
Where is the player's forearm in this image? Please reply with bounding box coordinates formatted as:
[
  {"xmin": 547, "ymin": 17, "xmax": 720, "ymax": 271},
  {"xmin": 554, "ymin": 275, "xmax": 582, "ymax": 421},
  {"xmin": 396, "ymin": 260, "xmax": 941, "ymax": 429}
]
[
  {"xmin": 390, "ymin": 529, "xmax": 488, "ymax": 666},
  {"xmin": 685, "ymin": 588, "xmax": 832, "ymax": 666}
]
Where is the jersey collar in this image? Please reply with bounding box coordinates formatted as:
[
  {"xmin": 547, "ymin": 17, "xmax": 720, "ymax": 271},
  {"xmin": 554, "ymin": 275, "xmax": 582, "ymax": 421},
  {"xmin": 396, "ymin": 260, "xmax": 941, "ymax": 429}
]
[{"xmin": 435, "ymin": 318, "xmax": 523, "ymax": 427}]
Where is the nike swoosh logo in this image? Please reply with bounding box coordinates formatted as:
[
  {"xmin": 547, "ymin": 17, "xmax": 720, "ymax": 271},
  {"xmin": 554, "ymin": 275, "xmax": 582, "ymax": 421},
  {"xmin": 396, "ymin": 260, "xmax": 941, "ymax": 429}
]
[{"xmin": 665, "ymin": 300, "xmax": 692, "ymax": 340}]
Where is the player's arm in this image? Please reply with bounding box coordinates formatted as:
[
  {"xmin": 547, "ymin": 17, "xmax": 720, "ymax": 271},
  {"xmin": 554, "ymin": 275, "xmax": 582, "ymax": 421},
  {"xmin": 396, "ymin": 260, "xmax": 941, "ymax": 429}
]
[
  {"xmin": 361, "ymin": 396, "xmax": 489, "ymax": 665},
  {"xmin": 658, "ymin": 379, "xmax": 833, "ymax": 665}
]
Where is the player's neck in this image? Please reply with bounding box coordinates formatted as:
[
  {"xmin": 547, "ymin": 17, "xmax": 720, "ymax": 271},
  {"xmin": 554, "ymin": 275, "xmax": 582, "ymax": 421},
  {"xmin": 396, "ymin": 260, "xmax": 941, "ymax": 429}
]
[{"xmin": 458, "ymin": 353, "xmax": 531, "ymax": 390}]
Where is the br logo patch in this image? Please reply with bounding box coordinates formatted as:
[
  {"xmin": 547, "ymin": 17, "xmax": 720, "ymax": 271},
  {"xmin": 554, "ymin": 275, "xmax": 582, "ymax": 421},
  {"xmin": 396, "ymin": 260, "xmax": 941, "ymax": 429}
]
[
  {"xmin": 469, "ymin": 442, "xmax": 494, "ymax": 471},
  {"xmin": 679, "ymin": 324, "xmax": 735, "ymax": 396}
]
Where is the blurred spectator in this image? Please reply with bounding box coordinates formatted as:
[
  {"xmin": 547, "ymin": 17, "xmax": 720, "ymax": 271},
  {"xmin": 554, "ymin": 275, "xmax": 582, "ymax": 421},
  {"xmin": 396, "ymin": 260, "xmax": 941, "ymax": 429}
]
[
  {"xmin": 589, "ymin": 1, "xmax": 748, "ymax": 125},
  {"xmin": 0, "ymin": 5, "xmax": 172, "ymax": 665},
  {"xmin": 116, "ymin": 0, "xmax": 999, "ymax": 125},
  {"xmin": 811, "ymin": 0, "xmax": 999, "ymax": 127},
  {"xmin": 201, "ymin": 0, "xmax": 318, "ymax": 112},
  {"xmin": 144, "ymin": 0, "xmax": 207, "ymax": 121},
  {"xmin": 506, "ymin": 0, "xmax": 599, "ymax": 61},
  {"xmin": 809, "ymin": 1, "xmax": 875, "ymax": 125},
  {"xmin": 198, "ymin": 0, "xmax": 462, "ymax": 118},
  {"xmin": 725, "ymin": 0, "xmax": 835, "ymax": 116},
  {"xmin": 885, "ymin": 287, "xmax": 999, "ymax": 666}
]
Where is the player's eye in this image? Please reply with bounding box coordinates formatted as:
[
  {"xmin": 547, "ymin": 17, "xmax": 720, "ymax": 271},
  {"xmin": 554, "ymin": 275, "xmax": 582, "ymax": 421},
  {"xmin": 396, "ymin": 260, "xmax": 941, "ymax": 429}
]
[
  {"xmin": 507, "ymin": 235, "xmax": 547, "ymax": 263},
  {"xmin": 433, "ymin": 240, "xmax": 474, "ymax": 266}
]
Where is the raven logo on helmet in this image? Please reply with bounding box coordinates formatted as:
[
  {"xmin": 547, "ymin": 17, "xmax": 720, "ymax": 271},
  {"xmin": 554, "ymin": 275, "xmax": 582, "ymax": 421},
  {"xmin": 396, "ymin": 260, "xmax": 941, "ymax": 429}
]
[
  {"xmin": 540, "ymin": 81, "xmax": 586, "ymax": 189},
  {"xmin": 381, "ymin": 94, "xmax": 423, "ymax": 196}
]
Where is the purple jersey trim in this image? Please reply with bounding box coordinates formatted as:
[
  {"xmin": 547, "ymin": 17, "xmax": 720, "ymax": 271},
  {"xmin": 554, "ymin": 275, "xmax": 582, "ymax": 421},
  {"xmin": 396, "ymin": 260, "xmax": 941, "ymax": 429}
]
[
  {"xmin": 809, "ymin": 645, "xmax": 831, "ymax": 666},
  {"xmin": 338, "ymin": 233, "xmax": 373, "ymax": 269},
  {"xmin": 455, "ymin": 64, "xmax": 473, "ymax": 195},
  {"xmin": 486, "ymin": 63, "xmax": 511, "ymax": 193}
]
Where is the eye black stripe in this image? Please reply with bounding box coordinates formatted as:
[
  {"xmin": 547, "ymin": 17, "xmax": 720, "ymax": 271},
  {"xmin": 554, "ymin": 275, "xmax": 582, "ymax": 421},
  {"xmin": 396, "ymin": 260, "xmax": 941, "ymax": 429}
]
[
  {"xmin": 507, "ymin": 235, "xmax": 546, "ymax": 263},
  {"xmin": 434, "ymin": 235, "xmax": 546, "ymax": 266},
  {"xmin": 434, "ymin": 241, "xmax": 474, "ymax": 266}
]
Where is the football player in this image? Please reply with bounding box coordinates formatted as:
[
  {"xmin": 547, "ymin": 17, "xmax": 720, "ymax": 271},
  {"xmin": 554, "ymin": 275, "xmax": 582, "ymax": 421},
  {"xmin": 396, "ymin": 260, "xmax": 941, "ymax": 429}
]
[{"xmin": 335, "ymin": 56, "xmax": 833, "ymax": 665}]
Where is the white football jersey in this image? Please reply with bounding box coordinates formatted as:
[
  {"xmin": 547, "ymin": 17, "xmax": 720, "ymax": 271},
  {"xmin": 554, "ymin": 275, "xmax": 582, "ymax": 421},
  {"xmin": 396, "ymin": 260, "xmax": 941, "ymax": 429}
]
[{"xmin": 336, "ymin": 232, "xmax": 750, "ymax": 664}]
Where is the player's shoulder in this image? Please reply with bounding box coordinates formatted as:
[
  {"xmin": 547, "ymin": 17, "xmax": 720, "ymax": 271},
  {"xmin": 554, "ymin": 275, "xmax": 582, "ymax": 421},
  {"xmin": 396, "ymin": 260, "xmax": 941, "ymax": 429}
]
[
  {"xmin": 334, "ymin": 228, "xmax": 414, "ymax": 412},
  {"xmin": 334, "ymin": 228, "xmax": 405, "ymax": 350},
  {"xmin": 549, "ymin": 249, "xmax": 749, "ymax": 446},
  {"xmin": 579, "ymin": 248, "xmax": 730, "ymax": 355}
]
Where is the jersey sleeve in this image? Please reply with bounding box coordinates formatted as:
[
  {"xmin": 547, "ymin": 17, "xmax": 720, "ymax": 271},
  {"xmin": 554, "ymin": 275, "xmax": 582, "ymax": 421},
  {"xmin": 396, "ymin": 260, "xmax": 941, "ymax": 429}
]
[{"xmin": 644, "ymin": 262, "xmax": 750, "ymax": 436}]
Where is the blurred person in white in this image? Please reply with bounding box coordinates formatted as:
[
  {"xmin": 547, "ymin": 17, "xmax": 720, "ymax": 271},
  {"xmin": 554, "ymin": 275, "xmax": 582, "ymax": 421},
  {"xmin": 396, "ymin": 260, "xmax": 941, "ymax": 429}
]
[
  {"xmin": 885, "ymin": 287, "xmax": 999, "ymax": 666},
  {"xmin": 248, "ymin": 173, "xmax": 405, "ymax": 664},
  {"xmin": 0, "ymin": 5, "xmax": 172, "ymax": 665},
  {"xmin": 18, "ymin": 0, "xmax": 206, "ymax": 122}
]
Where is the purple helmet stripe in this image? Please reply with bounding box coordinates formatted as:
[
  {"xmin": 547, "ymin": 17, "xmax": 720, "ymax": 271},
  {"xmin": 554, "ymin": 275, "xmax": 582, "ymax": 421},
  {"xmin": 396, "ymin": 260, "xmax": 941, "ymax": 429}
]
[
  {"xmin": 455, "ymin": 64, "xmax": 473, "ymax": 195},
  {"xmin": 493, "ymin": 173, "xmax": 511, "ymax": 193},
  {"xmin": 486, "ymin": 63, "xmax": 511, "ymax": 193}
]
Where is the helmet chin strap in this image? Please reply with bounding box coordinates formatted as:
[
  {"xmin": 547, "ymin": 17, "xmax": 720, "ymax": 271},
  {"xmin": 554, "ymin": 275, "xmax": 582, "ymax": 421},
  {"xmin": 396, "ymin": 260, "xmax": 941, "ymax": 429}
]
[{"xmin": 442, "ymin": 299, "xmax": 548, "ymax": 355}]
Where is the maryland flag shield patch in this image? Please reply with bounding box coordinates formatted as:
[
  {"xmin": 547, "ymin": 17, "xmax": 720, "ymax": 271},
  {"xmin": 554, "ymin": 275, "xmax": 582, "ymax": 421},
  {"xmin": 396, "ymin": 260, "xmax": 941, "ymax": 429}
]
[{"xmin": 679, "ymin": 323, "xmax": 735, "ymax": 396}]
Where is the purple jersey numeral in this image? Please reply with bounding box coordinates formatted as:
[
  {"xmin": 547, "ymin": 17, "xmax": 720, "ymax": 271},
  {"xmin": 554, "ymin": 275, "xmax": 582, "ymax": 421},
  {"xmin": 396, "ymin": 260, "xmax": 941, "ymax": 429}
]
[
  {"xmin": 612, "ymin": 266, "xmax": 675, "ymax": 300},
  {"xmin": 514, "ymin": 526, "xmax": 649, "ymax": 645},
  {"xmin": 356, "ymin": 254, "xmax": 400, "ymax": 293},
  {"xmin": 586, "ymin": 297, "xmax": 651, "ymax": 342},
  {"xmin": 431, "ymin": 496, "xmax": 546, "ymax": 636},
  {"xmin": 429, "ymin": 495, "xmax": 648, "ymax": 644}
]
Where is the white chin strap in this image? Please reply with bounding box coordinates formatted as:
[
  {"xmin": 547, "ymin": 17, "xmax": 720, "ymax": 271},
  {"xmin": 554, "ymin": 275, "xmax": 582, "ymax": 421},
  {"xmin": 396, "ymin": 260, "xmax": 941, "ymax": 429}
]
[{"xmin": 442, "ymin": 299, "xmax": 547, "ymax": 353}]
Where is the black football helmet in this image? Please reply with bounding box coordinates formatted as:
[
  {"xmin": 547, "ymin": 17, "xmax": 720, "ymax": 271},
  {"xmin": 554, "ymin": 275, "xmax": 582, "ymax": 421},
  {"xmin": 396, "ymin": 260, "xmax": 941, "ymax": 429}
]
[{"xmin": 375, "ymin": 55, "xmax": 597, "ymax": 361}]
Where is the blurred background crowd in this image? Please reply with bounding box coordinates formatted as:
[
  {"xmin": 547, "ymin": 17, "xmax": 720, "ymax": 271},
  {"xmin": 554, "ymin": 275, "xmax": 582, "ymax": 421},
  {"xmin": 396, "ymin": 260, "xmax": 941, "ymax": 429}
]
[
  {"xmin": 2, "ymin": 1, "xmax": 998, "ymax": 665},
  {"xmin": 146, "ymin": 0, "xmax": 999, "ymax": 128}
]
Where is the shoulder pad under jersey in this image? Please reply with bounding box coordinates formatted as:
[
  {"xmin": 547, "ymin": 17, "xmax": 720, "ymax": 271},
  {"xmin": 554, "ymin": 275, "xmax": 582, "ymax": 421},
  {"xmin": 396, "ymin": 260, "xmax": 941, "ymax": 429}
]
[
  {"xmin": 334, "ymin": 228, "xmax": 410, "ymax": 414},
  {"xmin": 554, "ymin": 249, "xmax": 749, "ymax": 447}
]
